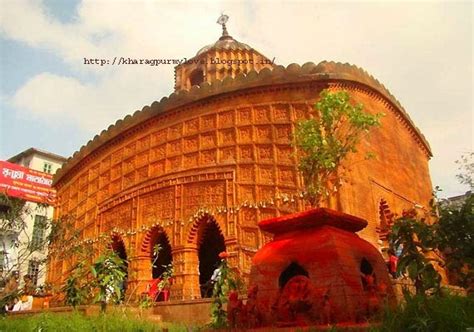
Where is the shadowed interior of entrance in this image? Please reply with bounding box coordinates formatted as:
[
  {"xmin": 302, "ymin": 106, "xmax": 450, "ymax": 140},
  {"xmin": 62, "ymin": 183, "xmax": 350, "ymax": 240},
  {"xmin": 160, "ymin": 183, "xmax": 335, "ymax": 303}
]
[{"xmin": 197, "ymin": 218, "xmax": 225, "ymax": 298}]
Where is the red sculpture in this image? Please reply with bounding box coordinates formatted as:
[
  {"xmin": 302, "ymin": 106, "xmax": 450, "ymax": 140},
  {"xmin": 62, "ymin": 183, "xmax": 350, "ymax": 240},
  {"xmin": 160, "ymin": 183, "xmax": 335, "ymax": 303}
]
[{"xmin": 244, "ymin": 208, "xmax": 394, "ymax": 327}]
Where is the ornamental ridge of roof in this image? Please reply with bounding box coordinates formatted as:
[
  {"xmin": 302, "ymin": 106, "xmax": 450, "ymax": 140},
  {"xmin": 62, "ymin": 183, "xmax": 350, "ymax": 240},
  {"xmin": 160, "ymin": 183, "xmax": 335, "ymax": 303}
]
[{"xmin": 53, "ymin": 61, "xmax": 432, "ymax": 186}]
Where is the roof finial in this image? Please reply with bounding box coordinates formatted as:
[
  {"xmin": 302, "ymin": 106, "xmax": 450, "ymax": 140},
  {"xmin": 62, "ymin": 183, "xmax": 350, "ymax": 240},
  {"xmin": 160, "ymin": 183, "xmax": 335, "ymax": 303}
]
[{"xmin": 217, "ymin": 13, "xmax": 230, "ymax": 37}]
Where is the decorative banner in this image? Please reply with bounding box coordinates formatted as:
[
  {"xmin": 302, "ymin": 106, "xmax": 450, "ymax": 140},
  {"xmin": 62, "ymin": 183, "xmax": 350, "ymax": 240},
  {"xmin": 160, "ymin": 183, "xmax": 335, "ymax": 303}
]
[{"xmin": 0, "ymin": 160, "xmax": 56, "ymax": 205}]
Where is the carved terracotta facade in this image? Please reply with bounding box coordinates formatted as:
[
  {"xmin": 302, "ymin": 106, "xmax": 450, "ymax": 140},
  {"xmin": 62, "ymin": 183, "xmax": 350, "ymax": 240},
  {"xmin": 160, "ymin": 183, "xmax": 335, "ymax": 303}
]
[{"xmin": 47, "ymin": 31, "xmax": 433, "ymax": 300}]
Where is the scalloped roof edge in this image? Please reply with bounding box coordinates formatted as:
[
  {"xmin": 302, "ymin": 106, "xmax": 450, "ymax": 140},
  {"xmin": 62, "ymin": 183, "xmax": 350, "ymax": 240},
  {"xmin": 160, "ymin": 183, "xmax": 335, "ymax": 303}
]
[{"xmin": 54, "ymin": 61, "xmax": 432, "ymax": 185}]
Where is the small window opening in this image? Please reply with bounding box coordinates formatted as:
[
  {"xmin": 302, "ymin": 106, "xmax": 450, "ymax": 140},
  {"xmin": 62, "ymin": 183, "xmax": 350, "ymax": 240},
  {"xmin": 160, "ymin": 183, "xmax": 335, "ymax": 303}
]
[{"xmin": 279, "ymin": 262, "xmax": 309, "ymax": 289}]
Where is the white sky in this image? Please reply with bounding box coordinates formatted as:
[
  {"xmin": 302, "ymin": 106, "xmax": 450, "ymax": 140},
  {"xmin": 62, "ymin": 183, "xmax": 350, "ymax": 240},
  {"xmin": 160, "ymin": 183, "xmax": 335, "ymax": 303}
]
[{"xmin": 0, "ymin": 0, "xmax": 472, "ymax": 198}]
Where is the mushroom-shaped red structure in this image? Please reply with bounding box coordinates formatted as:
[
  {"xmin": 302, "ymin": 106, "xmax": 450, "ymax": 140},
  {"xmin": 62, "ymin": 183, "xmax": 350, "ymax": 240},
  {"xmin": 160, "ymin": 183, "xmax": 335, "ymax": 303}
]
[{"xmin": 247, "ymin": 208, "xmax": 394, "ymax": 327}]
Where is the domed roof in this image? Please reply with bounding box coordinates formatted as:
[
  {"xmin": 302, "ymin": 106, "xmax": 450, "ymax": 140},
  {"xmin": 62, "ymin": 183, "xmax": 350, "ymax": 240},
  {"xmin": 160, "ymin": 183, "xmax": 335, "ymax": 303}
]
[{"xmin": 196, "ymin": 35, "xmax": 254, "ymax": 56}]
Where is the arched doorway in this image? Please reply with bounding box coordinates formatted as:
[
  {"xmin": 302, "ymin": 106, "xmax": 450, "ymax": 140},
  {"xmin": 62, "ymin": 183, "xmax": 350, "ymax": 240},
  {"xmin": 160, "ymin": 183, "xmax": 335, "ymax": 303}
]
[
  {"xmin": 149, "ymin": 228, "xmax": 173, "ymax": 279},
  {"xmin": 189, "ymin": 69, "xmax": 204, "ymax": 86},
  {"xmin": 111, "ymin": 235, "xmax": 128, "ymax": 296},
  {"xmin": 197, "ymin": 217, "xmax": 226, "ymax": 298}
]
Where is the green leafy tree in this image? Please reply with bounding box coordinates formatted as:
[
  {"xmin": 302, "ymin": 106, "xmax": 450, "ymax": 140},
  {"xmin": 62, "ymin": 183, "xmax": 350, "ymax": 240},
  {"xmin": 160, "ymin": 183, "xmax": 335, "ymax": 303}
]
[
  {"xmin": 389, "ymin": 211, "xmax": 442, "ymax": 295},
  {"xmin": 294, "ymin": 89, "xmax": 383, "ymax": 207},
  {"xmin": 90, "ymin": 250, "xmax": 127, "ymax": 312}
]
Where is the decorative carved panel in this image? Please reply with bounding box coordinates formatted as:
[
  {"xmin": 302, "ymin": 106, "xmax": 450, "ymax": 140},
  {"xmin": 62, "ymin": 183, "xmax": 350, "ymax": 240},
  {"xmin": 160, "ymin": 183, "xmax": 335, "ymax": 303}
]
[
  {"xmin": 219, "ymin": 110, "xmax": 235, "ymax": 127},
  {"xmin": 240, "ymin": 208, "xmax": 257, "ymax": 226},
  {"xmin": 151, "ymin": 130, "xmax": 167, "ymax": 146},
  {"xmin": 100, "ymin": 156, "xmax": 111, "ymax": 173},
  {"xmin": 237, "ymin": 107, "xmax": 252, "ymax": 125},
  {"xmin": 123, "ymin": 171, "xmax": 136, "ymax": 189},
  {"xmin": 185, "ymin": 118, "xmax": 199, "ymax": 135},
  {"xmin": 184, "ymin": 153, "xmax": 199, "ymax": 168},
  {"xmin": 136, "ymin": 151, "xmax": 149, "ymax": 168},
  {"xmin": 276, "ymin": 146, "xmax": 293, "ymax": 163},
  {"xmin": 102, "ymin": 201, "xmax": 133, "ymax": 232},
  {"xmin": 168, "ymin": 140, "xmax": 182, "ymax": 155},
  {"xmin": 259, "ymin": 186, "xmax": 275, "ymax": 200},
  {"xmin": 220, "ymin": 129, "xmax": 236, "ymax": 145},
  {"xmin": 123, "ymin": 157, "xmax": 135, "ymax": 174},
  {"xmin": 99, "ymin": 171, "xmax": 110, "ymax": 188},
  {"xmin": 167, "ymin": 156, "xmax": 182, "ymax": 170},
  {"xmin": 238, "ymin": 165, "xmax": 254, "ymax": 182},
  {"xmin": 184, "ymin": 136, "xmax": 198, "ymax": 153},
  {"xmin": 201, "ymin": 133, "xmax": 216, "ymax": 149},
  {"xmin": 273, "ymin": 104, "xmax": 291, "ymax": 122},
  {"xmin": 239, "ymin": 146, "xmax": 254, "ymax": 161},
  {"xmin": 242, "ymin": 228, "xmax": 258, "ymax": 247},
  {"xmin": 255, "ymin": 126, "xmax": 273, "ymax": 142},
  {"xmin": 237, "ymin": 126, "xmax": 253, "ymax": 143},
  {"xmin": 201, "ymin": 114, "xmax": 216, "ymax": 130},
  {"xmin": 278, "ymin": 167, "xmax": 296, "ymax": 186},
  {"xmin": 137, "ymin": 135, "xmax": 150, "ymax": 152},
  {"xmin": 150, "ymin": 161, "xmax": 165, "ymax": 177},
  {"xmin": 183, "ymin": 181, "xmax": 225, "ymax": 218},
  {"xmin": 275, "ymin": 125, "xmax": 292, "ymax": 142},
  {"xmin": 254, "ymin": 106, "xmax": 271, "ymax": 123},
  {"xmin": 257, "ymin": 145, "xmax": 273, "ymax": 161},
  {"xmin": 110, "ymin": 179, "xmax": 121, "ymax": 195},
  {"xmin": 259, "ymin": 166, "xmax": 274, "ymax": 184},
  {"xmin": 220, "ymin": 147, "xmax": 236, "ymax": 163},
  {"xmin": 110, "ymin": 164, "xmax": 121, "ymax": 180},
  {"xmin": 293, "ymin": 103, "xmax": 309, "ymax": 120},
  {"xmin": 239, "ymin": 185, "xmax": 254, "ymax": 201},
  {"xmin": 89, "ymin": 164, "xmax": 99, "ymax": 181},
  {"xmin": 124, "ymin": 142, "xmax": 136, "ymax": 159},
  {"xmin": 201, "ymin": 149, "xmax": 216, "ymax": 165},
  {"xmin": 111, "ymin": 149, "xmax": 123, "ymax": 165},
  {"xmin": 137, "ymin": 166, "xmax": 149, "ymax": 181},
  {"xmin": 169, "ymin": 124, "xmax": 182, "ymax": 140},
  {"xmin": 141, "ymin": 187, "xmax": 175, "ymax": 224},
  {"xmin": 150, "ymin": 145, "xmax": 166, "ymax": 161}
]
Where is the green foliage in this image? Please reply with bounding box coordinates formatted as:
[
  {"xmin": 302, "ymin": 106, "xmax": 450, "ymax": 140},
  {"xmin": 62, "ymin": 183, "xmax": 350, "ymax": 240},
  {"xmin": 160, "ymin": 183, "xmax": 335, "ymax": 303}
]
[
  {"xmin": 90, "ymin": 250, "xmax": 127, "ymax": 312},
  {"xmin": 389, "ymin": 211, "xmax": 442, "ymax": 295},
  {"xmin": 158, "ymin": 263, "xmax": 174, "ymax": 291},
  {"xmin": 374, "ymin": 294, "xmax": 474, "ymax": 331},
  {"xmin": 209, "ymin": 255, "xmax": 243, "ymax": 328},
  {"xmin": 436, "ymin": 194, "xmax": 474, "ymax": 288},
  {"xmin": 0, "ymin": 311, "xmax": 191, "ymax": 331},
  {"xmin": 294, "ymin": 89, "xmax": 383, "ymax": 206},
  {"xmin": 62, "ymin": 262, "xmax": 89, "ymax": 309}
]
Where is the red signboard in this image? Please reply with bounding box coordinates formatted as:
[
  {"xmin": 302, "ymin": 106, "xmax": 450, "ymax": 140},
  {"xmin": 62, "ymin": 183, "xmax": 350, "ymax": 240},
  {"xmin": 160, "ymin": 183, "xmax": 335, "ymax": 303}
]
[{"xmin": 0, "ymin": 160, "xmax": 56, "ymax": 205}]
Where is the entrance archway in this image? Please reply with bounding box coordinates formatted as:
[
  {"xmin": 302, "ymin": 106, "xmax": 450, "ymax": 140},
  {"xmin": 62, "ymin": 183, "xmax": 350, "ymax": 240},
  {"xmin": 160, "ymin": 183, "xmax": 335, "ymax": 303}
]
[
  {"xmin": 196, "ymin": 217, "xmax": 226, "ymax": 298},
  {"xmin": 149, "ymin": 228, "xmax": 173, "ymax": 279},
  {"xmin": 111, "ymin": 235, "xmax": 128, "ymax": 296}
]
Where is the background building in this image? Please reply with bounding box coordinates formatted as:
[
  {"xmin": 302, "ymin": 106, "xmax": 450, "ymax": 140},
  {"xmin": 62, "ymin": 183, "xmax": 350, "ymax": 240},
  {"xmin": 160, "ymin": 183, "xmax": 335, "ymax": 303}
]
[
  {"xmin": 1, "ymin": 148, "xmax": 65, "ymax": 289},
  {"xmin": 48, "ymin": 22, "xmax": 433, "ymax": 300}
]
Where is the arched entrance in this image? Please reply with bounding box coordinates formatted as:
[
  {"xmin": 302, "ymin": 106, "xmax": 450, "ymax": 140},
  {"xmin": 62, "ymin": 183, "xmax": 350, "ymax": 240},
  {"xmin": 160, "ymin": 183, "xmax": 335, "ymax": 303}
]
[
  {"xmin": 111, "ymin": 235, "xmax": 128, "ymax": 296},
  {"xmin": 196, "ymin": 217, "xmax": 226, "ymax": 298},
  {"xmin": 148, "ymin": 227, "xmax": 173, "ymax": 279}
]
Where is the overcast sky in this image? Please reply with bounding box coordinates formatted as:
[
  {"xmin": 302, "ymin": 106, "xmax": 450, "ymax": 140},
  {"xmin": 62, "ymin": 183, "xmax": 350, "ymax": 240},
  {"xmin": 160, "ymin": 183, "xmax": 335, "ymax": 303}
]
[{"xmin": 0, "ymin": 0, "xmax": 472, "ymax": 198}]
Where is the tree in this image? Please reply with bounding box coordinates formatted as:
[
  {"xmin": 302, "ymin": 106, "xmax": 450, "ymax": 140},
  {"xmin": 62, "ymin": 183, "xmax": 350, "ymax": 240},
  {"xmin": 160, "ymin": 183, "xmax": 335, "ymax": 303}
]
[
  {"xmin": 389, "ymin": 210, "xmax": 442, "ymax": 295},
  {"xmin": 0, "ymin": 194, "xmax": 54, "ymax": 310},
  {"xmin": 436, "ymin": 194, "xmax": 473, "ymax": 288},
  {"xmin": 294, "ymin": 89, "xmax": 383, "ymax": 207}
]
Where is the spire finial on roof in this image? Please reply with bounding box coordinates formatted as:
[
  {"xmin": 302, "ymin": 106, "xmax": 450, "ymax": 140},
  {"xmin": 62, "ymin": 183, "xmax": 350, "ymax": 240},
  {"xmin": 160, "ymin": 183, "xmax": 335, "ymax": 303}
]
[{"xmin": 217, "ymin": 13, "xmax": 230, "ymax": 38}]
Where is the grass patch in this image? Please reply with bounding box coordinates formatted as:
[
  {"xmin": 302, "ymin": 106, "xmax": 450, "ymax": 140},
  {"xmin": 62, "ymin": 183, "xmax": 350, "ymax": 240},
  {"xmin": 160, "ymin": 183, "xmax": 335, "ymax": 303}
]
[
  {"xmin": 372, "ymin": 294, "xmax": 474, "ymax": 331},
  {"xmin": 0, "ymin": 311, "xmax": 191, "ymax": 332}
]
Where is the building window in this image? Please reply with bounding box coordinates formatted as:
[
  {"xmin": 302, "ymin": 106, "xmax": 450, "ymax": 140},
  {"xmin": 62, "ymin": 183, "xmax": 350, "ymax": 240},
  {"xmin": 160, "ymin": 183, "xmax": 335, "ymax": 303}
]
[
  {"xmin": 31, "ymin": 215, "xmax": 47, "ymax": 250},
  {"xmin": 27, "ymin": 260, "xmax": 41, "ymax": 287},
  {"xmin": 43, "ymin": 162, "xmax": 52, "ymax": 174}
]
